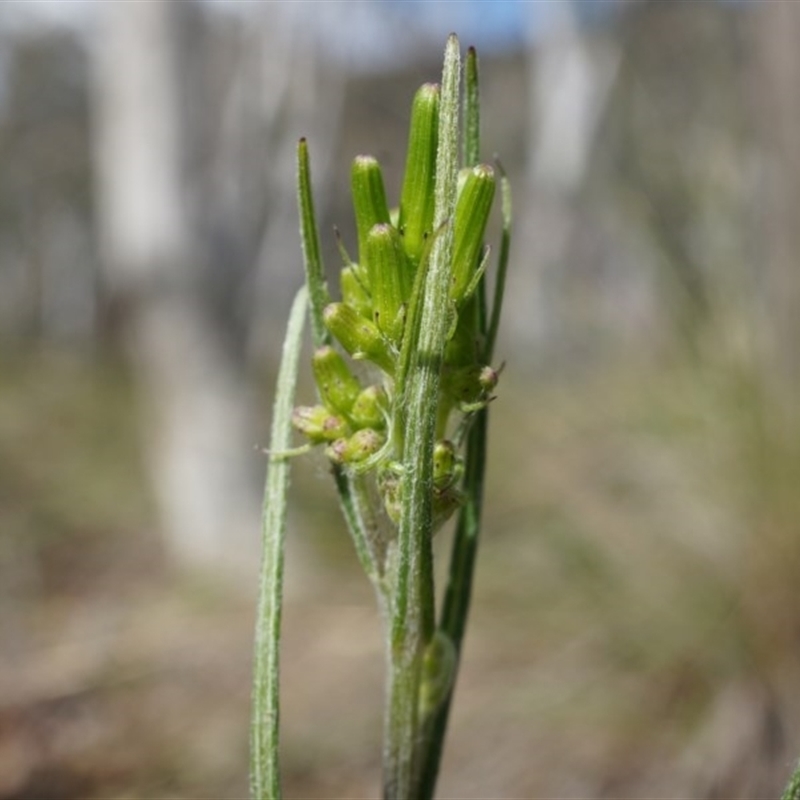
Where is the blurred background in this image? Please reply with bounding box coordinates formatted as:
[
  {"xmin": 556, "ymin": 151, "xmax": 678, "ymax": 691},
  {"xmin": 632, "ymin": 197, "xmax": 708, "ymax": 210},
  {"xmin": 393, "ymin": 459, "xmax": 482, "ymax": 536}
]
[{"xmin": 2, "ymin": 0, "xmax": 800, "ymax": 797}]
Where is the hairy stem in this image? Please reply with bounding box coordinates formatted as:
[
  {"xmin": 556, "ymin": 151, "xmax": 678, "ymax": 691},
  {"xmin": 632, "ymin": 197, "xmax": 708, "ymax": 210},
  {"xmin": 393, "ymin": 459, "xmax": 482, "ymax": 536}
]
[
  {"xmin": 250, "ymin": 287, "xmax": 308, "ymax": 800},
  {"xmin": 383, "ymin": 33, "xmax": 461, "ymax": 800},
  {"xmin": 419, "ymin": 46, "xmax": 511, "ymax": 799},
  {"xmin": 418, "ymin": 407, "xmax": 486, "ymax": 800}
]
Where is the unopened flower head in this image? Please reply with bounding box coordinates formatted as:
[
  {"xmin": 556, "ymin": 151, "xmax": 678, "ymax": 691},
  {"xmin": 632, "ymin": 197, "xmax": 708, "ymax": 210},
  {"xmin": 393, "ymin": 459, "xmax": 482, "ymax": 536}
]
[{"xmin": 293, "ymin": 70, "xmax": 502, "ymax": 530}]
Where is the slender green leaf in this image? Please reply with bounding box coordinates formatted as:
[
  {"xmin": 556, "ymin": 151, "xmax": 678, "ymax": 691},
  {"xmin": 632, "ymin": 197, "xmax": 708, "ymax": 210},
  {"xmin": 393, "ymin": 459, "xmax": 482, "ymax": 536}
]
[
  {"xmin": 463, "ymin": 46, "xmax": 488, "ymax": 334},
  {"xmin": 419, "ymin": 407, "xmax": 486, "ymax": 800},
  {"xmin": 297, "ymin": 139, "xmax": 330, "ymax": 348},
  {"xmin": 463, "ymin": 46, "xmax": 480, "ymax": 170},
  {"xmin": 250, "ymin": 286, "xmax": 308, "ymax": 800},
  {"xmin": 486, "ymin": 163, "xmax": 512, "ymax": 363}
]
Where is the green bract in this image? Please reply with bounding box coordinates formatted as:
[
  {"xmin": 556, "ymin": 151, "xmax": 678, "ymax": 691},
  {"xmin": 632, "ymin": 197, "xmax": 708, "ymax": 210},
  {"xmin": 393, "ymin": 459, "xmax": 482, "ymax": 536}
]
[
  {"xmin": 322, "ymin": 302, "xmax": 396, "ymax": 375},
  {"xmin": 366, "ymin": 223, "xmax": 413, "ymax": 344},
  {"xmin": 418, "ymin": 631, "xmax": 457, "ymax": 720},
  {"xmin": 351, "ymin": 155, "xmax": 392, "ymax": 279},
  {"xmin": 451, "ymin": 164, "xmax": 496, "ymax": 305},
  {"xmin": 432, "ymin": 439, "xmax": 459, "ymax": 491},
  {"xmin": 311, "ymin": 345, "xmax": 361, "ymax": 417},
  {"xmin": 350, "ymin": 385, "xmax": 389, "ymax": 430},
  {"xmin": 291, "ymin": 405, "xmax": 348, "ymax": 444},
  {"xmin": 326, "ymin": 427, "xmax": 385, "ymax": 466},
  {"xmin": 340, "ymin": 266, "xmax": 372, "ymax": 319},
  {"xmin": 398, "ymin": 83, "xmax": 440, "ymax": 264}
]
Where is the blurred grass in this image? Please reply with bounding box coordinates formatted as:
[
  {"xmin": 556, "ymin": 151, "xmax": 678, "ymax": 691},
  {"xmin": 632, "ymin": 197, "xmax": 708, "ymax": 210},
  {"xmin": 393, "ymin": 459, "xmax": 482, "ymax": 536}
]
[
  {"xmin": 0, "ymin": 348, "xmax": 150, "ymax": 537},
  {"xmin": 0, "ymin": 347, "xmax": 154, "ymax": 600},
  {"xmin": 457, "ymin": 347, "xmax": 800, "ymax": 796},
  {"xmin": 2, "ymin": 342, "xmax": 800, "ymax": 797}
]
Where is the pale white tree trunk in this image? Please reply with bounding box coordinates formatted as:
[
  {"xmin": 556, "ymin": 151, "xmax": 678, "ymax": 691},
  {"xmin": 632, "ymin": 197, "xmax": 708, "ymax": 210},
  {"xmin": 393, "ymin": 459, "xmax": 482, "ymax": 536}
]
[
  {"xmin": 90, "ymin": 0, "xmax": 260, "ymax": 574},
  {"xmin": 751, "ymin": 0, "xmax": 800, "ymax": 391},
  {"xmin": 506, "ymin": 0, "xmax": 621, "ymax": 350},
  {"xmin": 529, "ymin": 1, "xmax": 620, "ymax": 195},
  {"xmin": 244, "ymin": 2, "xmax": 347, "ymax": 363}
]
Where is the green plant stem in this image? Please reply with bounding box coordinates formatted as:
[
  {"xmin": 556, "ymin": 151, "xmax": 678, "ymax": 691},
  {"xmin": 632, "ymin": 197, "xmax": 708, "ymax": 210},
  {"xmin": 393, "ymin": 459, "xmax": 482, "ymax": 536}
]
[
  {"xmin": 418, "ymin": 406, "xmax": 487, "ymax": 800},
  {"xmin": 383, "ymin": 34, "xmax": 461, "ymax": 800},
  {"xmin": 420, "ymin": 167, "xmax": 510, "ymax": 793},
  {"xmin": 783, "ymin": 758, "xmax": 800, "ymax": 800},
  {"xmin": 250, "ymin": 286, "xmax": 308, "ymax": 800},
  {"xmin": 333, "ymin": 466, "xmax": 386, "ymax": 588},
  {"xmin": 418, "ymin": 42, "xmax": 506, "ymax": 800}
]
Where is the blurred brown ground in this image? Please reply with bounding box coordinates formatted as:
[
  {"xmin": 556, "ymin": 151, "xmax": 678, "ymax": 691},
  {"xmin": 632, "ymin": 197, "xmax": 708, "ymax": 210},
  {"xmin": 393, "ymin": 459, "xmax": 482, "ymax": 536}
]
[{"xmin": 3, "ymin": 348, "xmax": 800, "ymax": 799}]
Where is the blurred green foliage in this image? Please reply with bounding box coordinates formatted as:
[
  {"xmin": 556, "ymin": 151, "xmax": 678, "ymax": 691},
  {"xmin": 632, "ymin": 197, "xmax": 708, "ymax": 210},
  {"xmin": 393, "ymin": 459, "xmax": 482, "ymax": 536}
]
[{"xmin": 0, "ymin": 349, "xmax": 151, "ymax": 581}]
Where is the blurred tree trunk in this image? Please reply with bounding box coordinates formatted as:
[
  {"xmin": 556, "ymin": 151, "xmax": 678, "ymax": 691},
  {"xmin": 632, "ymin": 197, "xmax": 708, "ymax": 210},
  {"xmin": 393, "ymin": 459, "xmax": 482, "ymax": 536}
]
[
  {"xmin": 90, "ymin": 0, "xmax": 260, "ymax": 573},
  {"xmin": 508, "ymin": 0, "xmax": 620, "ymax": 352},
  {"xmin": 751, "ymin": 0, "xmax": 800, "ymax": 391},
  {"xmin": 744, "ymin": 0, "xmax": 800, "ymax": 706},
  {"xmin": 528, "ymin": 1, "xmax": 620, "ymax": 196},
  {"xmin": 244, "ymin": 1, "xmax": 347, "ymax": 363}
]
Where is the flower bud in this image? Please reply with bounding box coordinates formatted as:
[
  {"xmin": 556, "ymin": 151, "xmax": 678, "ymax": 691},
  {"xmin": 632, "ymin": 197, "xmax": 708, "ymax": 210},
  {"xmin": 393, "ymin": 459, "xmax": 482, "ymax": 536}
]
[
  {"xmin": 418, "ymin": 631, "xmax": 457, "ymax": 720},
  {"xmin": 365, "ymin": 223, "xmax": 412, "ymax": 344},
  {"xmin": 398, "ymin": 83, "xmax": 440, "ymax": 264},
  {"xmin": 450, "ymin": 164, "xmax": 495, "ymax": 305},
  {"xmin": 291, "ymin": 405, "xmax": 349, "ymax": 444},
  {"xmin": 378, "ymin": 469, "xmax": 402, "ymax": 524},
  {"xmin": 311, "ymin": 346, "xmax": 362, "ymax": 416},
  {"xmin": 444, "ymin": 298, "xmax": 480, "ymax": 368},
  {"xmin": 432, "ymin": 484, "xmax": 464, "ymax": 529},
  {"xmin": 323, "ymin": 302, "xmax": 395, "ymax": 375},
  {"xmin": 340, "ymin": 266, "xmax": 373, "ymax": 319},
  {"xmin": 326, "ymin": 427, "xmax": 385, "ymax": 466},
  {"xmin": 442, "ymin": 363, "xmax": 498, "ymax": 409},
  {"xmin": 351, "ymin": 155, "xmax": 391, "ymax": 276},
  {"xmin": 432, "ymin": 439, "xmax": 459, "ymax": 491},
  {"xmin": 350, "ymin": 384, "xmax": 389, "ymax": 430}
]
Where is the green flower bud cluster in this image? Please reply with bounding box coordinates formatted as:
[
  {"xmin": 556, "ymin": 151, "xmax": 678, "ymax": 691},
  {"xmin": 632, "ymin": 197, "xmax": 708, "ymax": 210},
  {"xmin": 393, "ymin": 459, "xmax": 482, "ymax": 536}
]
[
  {"xmin": 292, "ymin": 345, "xmax": 389, "ymax": 466},
  {"xmin": 292, "ymin": 79, "xmax": 500, "ymax": 528},
  {"xmin": 376, "ymin": 438, "xmax": 463, "ymax": 527}
]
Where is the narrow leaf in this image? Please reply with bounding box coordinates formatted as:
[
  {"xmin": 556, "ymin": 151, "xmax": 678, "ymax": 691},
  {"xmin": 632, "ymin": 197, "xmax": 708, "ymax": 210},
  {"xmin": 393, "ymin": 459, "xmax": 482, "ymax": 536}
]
[
  {"xmin": 462, "ymin": 47, "xmax": 480, "ymax": 169},
  {"xmin": 297, "ymin": 139, "xmax": 331, "ymax": 348},
  {"xmin": 251, "ymin": 286, "xmax": 308, "ymax": 800},
  {"xmin": 485, "ymin": 162, "xmax": 512, "ymax": 363}
]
